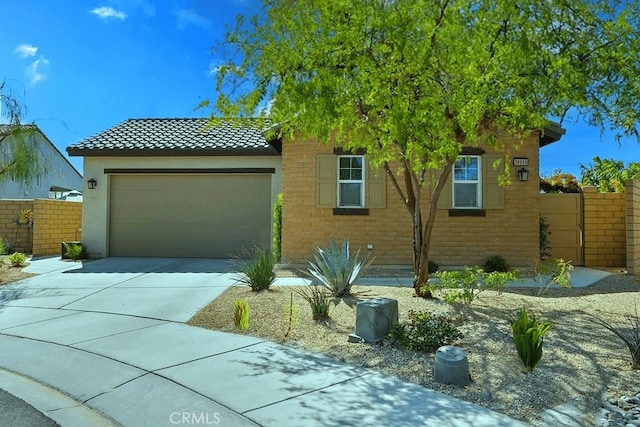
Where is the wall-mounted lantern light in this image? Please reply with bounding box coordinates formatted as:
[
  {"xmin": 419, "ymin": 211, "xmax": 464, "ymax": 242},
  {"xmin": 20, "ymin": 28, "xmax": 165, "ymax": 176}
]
[
  {"xmin": 517, "ymin": 168, "xmax": 529, "ymax": 182},
  {"xmin": 87, "ymin": 178, "xmax": 97, "ymax": 190}
]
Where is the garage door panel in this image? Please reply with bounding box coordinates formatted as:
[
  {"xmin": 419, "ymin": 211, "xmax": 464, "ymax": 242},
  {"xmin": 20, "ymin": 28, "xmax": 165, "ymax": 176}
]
[{"xmin": 109, "ymin": 175, "xmax": 272, "ymax": 257}]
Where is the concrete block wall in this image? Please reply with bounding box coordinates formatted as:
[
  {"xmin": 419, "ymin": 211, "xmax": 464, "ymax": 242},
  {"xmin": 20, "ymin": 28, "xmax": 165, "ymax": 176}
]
[
  {"xmin": 281, "ymin": 135, "xmax": 540, "ymax": 268},
  {"xmin": 626, "ymin": 179, "xmax": 640, "ymax": 274},
  {"xmin": 0, "ymin": 199, "xmax": 82, "ymax": 256},
  {"xmin": 430, "ymin": 135, "xmax": 540, "ymax": 268},
  {"xmin": 0, "ymin": 200, "xmax": 35, "ymax": 253},
  {"xmin": 582, "ymin": 186, "xmax": 626, "ymax": 267},
  {"xmin": 32, "ymin": 199, "xmax": 82, "ymax": 256}
]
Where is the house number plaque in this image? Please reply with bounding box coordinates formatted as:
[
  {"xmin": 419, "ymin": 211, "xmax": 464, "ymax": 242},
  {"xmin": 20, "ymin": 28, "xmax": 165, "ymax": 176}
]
[{"xmin": 512, "ymin": 157, "xmax": 529, "ymax": 166}]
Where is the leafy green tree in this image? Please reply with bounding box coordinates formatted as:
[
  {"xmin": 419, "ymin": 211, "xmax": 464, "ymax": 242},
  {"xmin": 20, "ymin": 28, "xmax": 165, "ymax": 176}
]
[
  {"xmin": 580, "ymin": 156, "xmax": 640, "ymax": 192},
  {"xmin": 540, "ymin": 170, "xmax": 581, "ymax": 193},
  {"xmin": 211, "ymin": 0, "xmax": 640, "ymax": 296},
  {"xmin": 0, "ymin": 82, "xmax": 41, "ymax": 184}
]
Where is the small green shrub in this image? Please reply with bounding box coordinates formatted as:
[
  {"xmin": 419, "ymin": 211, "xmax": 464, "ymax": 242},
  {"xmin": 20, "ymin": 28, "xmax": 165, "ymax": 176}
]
[
  {"xmin": 8, "ymin": 252, "xmax": 27, "ymax": 267},
  {"xmin": 428, "ymin": 260, "xmax": 439, "ymax": 274},
  {"xmin": 511, "ymin": 306, "xmax": 552, "ymax": 371},
  {"xmin": 236, "ymin": 247, "xmax": 276, "ymax": 292},
  {"xmin": 233, "ymin": 299, "xmax": 250, "ymax": 331},
  {"xmin": 590, "ymin": 304, "xmax": 640, "ymax": 370},
  {"xmin": 272, "ymin": 193, "xmax": 283, "ymax": 262},
  {"xmin": 296, "ymin": 285, "xmax": 331, "ymax": 320},
  {"xmin": 387, "ymin": 310, "xmax": 463, "ymax": 352},
  {"xmin": 484, "ymin": 255, "xmax": 509, "ymax": 273},
  {"xmin": 307, "ymin": 240, "xmax": 373, "ymax": 297},
  {"xmin": 427, "ymin": 267, "xmax": 517, "ymax": 308},
  {"xmin": 531, "ymin": 258, "xmax": 573, "ymax": 296},
  {"xmin": 63, "ymin": 242, "xmax": 86, "ymax": 260},
  {"xmin": 0, "ymin": 239, "xmax": 15, "ymax": 255}
]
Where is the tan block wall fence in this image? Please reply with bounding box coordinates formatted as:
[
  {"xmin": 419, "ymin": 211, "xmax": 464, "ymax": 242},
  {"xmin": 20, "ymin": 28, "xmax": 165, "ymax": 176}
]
[
  {"xmin": 281, "ymin": 136, "xmax": 541, "ymax": 268},
  {"xmin": 626, "ymin": 180, "xmax": 640, "ymax": 274},
  {"xmin": 0, "ymin": 199, "xmax": 82, "ymax": 256},
  {"xmin": 0, "ymin": 200, "xmax": 36, "ymax": 254},
  {"xmin": 582, "ymin": 187, "xmax": 626, "ymax": 268}
]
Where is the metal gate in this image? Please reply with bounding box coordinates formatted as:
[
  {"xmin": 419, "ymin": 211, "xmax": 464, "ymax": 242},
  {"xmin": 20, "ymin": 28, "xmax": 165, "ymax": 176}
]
[{"xmin": 539, "ymin": 193, "xmax": 584, "ymax": 265}]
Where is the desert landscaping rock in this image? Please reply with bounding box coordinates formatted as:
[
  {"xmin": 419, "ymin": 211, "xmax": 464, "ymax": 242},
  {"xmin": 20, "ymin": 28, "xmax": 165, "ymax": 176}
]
[
  {"xmin": 191, "ymin": 267, "xmax": 640, "ymax": 424},
  {"xmin": 597, "ymin": 391, "xmax": 640, "ymax": 427}
]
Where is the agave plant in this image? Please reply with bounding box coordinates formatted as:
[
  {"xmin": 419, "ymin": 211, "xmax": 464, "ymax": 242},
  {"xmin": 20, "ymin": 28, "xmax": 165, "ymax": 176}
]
[{"xmin": 307, "ymin": 240, "xmax": 373, "ymax": 297}]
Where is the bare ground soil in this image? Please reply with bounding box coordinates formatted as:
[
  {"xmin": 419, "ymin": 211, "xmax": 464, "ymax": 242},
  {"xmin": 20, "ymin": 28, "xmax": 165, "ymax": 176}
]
[
  {"xmin": 188, "ymin": 268, "xmax": 640, "ymax": 425},
  {"xmin": 0, "ymin": 256, "xmax": 34, "ymax": 286}
]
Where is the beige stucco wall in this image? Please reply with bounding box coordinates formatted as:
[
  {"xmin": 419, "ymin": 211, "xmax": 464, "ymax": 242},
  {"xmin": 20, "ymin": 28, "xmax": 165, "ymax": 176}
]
[
  {"xmin": 82, "ymin": 155, "xmax": 282, "ymax": 258},
  {"xmin": 281, "ymin": 135, "xmax": 541, "ymax": 268}
]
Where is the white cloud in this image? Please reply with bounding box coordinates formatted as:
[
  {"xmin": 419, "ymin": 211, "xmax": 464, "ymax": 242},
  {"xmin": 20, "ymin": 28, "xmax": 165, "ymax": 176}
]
[
  {"xmin": 14, "ymin": 44, "xmax": 38, "ymax": 58},
  {"xmin": 26, "ymin": 56, "xmax": 50, "ymax": 86},
  {"xmin": 176, "ymin": 8, "xmax": 211, "ymax": 30},
  {"xmin": 90, "ymin": 6, "xmax": 127, "ymax": 20}
]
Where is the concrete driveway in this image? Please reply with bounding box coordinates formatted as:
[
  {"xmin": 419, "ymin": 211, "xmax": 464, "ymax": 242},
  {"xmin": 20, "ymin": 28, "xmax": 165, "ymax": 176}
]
[{"xmin": 0, "ymin": 257, "xmax": 527, "ymax": 427}]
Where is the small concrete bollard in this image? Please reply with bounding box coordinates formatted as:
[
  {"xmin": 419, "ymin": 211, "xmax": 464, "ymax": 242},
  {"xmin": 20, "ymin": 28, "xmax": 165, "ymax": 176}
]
[
  {"xmin": 433, "ymin": 345, "xmax": 470, "ymax": 386},
  {"xmin": 353, "ymin": 297, "xmax": 398, "ymax": 344}
]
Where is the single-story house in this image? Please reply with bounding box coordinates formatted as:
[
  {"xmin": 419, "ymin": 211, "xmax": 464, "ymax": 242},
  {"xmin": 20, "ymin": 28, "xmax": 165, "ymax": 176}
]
[
  {"xmin": 67, "ymin": 118, "xmax": 564, "ymax": 267},
  {"xmin": 0, "ymin": 124, "xmax": 83, "ymax": 199},
  {"xmin": 66, "ymin": 118, "xmax": 282, "ymax": 258},
  {"xmin": 281, "ymin": 126, "xmax": 564, "ymax": 268}
]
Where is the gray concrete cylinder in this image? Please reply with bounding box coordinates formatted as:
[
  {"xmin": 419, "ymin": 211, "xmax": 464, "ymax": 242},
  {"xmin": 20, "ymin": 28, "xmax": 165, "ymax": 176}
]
[{"xmin": 433, "ymin": 345, "xmax": 470, "ymax": 386}]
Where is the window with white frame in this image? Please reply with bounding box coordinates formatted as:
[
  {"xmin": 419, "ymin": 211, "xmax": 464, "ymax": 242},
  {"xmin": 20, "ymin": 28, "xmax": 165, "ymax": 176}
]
[
  {"xmin": 337, "ymin": 155, "xmax": 365, "ymax": 207},
  {"xmin": 453, "ymin": 155, "xmax": 481, "ymax": 208}
]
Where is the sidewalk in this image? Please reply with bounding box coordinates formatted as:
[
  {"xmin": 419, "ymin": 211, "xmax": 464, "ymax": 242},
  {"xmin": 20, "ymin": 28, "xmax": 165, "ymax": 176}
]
[{"xmin": 0, "ymin": 257, "xmax": 608, "ymax": 426}]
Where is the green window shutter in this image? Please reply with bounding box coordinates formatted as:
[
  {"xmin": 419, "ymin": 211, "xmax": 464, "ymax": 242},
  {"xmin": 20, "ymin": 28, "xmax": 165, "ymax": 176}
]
[
  {"xmin": 366, "ymin": 158, "xmax": 386, "ymax": 208},
  {"xmin": 436, "ymin": 173, "xmax": 452, "ymax": 209},
  {"xmin": 317, "ymin": 154, "xmax": 336, "ymax": 207},
  {"xmin": 483, "ymin": 154, "xmax": 504, "ymax": 209}
]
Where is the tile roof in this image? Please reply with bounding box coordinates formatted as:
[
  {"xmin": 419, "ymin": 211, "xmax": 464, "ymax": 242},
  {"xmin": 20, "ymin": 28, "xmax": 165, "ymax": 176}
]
[{"xmin": 66, "ymin": 118, "xmax": 280, "ymax": 156}]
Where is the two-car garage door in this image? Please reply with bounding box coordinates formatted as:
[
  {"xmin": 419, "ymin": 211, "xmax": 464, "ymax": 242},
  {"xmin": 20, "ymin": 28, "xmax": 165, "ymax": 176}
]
[{"xmin": 109, "ymin": 174, "xmax": 272, "ymax": 258}]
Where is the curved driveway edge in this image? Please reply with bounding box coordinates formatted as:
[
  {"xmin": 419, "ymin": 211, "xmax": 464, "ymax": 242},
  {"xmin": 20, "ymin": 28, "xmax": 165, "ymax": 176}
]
[{"xmin": 0, "ymin": 257, "xmax": 528, "ymax": 426}]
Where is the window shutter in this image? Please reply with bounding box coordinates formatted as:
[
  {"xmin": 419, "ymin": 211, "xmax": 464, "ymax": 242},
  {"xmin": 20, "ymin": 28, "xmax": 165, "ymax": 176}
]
[
  {"xmin": 366, "ymin": 158, "xmax": 386, "ymax": 208},
  {"xmin": 483, "ymin": 154, "xmax": 504, "ymax": 209},
  {"xmin": 317, "ymin": 154, "xmax": 337, "ymax": 207},
  {"xmin": 436, "ymin": 173, "xmax": 452, "ymax": 209}
]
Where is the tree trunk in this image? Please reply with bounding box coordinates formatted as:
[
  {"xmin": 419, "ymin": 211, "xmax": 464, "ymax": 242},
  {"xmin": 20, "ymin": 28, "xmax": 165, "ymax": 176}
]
[
  {"xmin": 382, "ymin": 153, "xmax": 456, "ymax": 298},
  {"xmin": 412, "ymin": 159, "xmax": 455, "ymax": 297}
]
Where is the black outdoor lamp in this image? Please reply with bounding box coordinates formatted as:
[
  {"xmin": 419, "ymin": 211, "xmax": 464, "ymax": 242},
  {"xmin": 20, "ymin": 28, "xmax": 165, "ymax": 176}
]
[
  {"xmin": 517, "ymin": 168, "xmax": 529, "ymax": 182},
  {"xmin": 87, "ymin": 178, "xmax": 97, "ymax": 190}
]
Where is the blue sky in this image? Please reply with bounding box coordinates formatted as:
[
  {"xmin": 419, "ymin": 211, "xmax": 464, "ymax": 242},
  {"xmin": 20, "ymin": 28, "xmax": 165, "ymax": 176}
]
[{"xmin": 1, "ymin": 1, "xmax": 639, "ymax": 177}]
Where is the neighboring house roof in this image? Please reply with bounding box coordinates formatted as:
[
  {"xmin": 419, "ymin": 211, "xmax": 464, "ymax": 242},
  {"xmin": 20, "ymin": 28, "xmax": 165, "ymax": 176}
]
[
  {"xmin": 66, "ymin": 118, "xmax": 281, "ymax": 157},
  {"xmin": 0, "ymin": 124, "xmax": 83, "ymax": 180}
]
